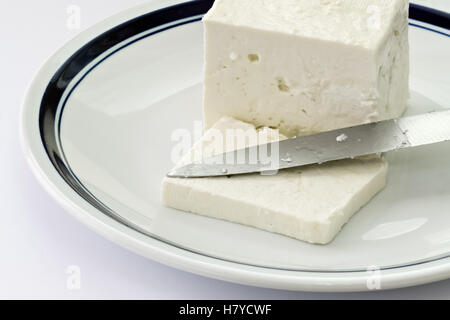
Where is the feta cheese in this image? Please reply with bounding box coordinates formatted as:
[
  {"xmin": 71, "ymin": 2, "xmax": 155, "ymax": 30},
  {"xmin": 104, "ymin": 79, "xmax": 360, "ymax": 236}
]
[
  {"xmin": 203, "ymin": 0, "xmax": 409, "ymax": 137},
  {"xmin": 162, "ymin": 117, "xmax": 388, "ymax": 244},
  {"xmin": 336, "ymin": 133, "xmax": 348, "ymax": 143}
]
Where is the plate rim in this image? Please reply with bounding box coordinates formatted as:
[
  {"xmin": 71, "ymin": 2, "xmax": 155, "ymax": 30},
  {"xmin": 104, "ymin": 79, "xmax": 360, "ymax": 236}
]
[{"xmin": 19, "ymin": 0, "xmax": 450, "ymax": 292}]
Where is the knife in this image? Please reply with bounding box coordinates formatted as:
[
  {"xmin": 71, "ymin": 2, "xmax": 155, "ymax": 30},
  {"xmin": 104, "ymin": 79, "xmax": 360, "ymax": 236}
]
[{"xmin": 167, "ymin": 110, "xmax": 450, "ymax": 178}]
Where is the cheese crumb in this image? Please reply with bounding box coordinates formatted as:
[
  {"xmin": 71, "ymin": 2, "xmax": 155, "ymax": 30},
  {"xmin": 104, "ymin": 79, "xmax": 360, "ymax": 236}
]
[{"xmin": 336, "ymin": 133, "xmax": 348, "ymax": 142}]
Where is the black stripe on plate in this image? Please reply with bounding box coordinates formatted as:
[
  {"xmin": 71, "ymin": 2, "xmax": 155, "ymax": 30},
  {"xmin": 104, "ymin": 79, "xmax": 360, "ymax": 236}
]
[{"xmin": 410, "ymin": 3, "xmax": 450, "ymax": 30}]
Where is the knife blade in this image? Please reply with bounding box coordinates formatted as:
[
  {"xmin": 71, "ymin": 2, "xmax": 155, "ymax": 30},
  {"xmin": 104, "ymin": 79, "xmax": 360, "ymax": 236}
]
[{"xmin": 167, "ymin": 110, "xmax": 450, "ymax": 178}]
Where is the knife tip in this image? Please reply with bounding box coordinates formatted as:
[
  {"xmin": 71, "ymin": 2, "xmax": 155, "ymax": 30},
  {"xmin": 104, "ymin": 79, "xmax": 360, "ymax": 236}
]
[{"xmin": 166, "ymin": 170, "xmax": 183, "ymax": 178}]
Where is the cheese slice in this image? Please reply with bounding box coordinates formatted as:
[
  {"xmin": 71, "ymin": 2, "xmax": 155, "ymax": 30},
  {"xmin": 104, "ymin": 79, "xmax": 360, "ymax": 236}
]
[
  {"xmin": 162, "ymin": 117, "xmax": 388, "ymax": 244},
  {"xmin": 203, "ymin": 0, "xmax": 409, "ymax": 137}
]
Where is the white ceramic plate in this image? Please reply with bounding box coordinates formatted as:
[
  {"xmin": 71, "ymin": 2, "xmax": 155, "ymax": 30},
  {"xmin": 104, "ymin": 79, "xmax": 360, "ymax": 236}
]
[{"xmin": 20, "ymin": 0, "xmax": 450, "ymax": 292}]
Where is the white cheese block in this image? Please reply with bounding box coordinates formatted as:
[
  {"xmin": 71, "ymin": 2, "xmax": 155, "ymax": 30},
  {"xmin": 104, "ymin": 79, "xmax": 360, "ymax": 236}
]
[
  {"xmin": 203, "ymin": 0, "xmax": 410, "ymax": 137},
  {"xmin": 162, "ymin": 117, "xmax": 388, "ymax": 244}
]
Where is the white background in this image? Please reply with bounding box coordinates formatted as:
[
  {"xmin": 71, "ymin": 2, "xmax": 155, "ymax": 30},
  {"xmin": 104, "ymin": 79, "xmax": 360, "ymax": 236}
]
[{"xmin": 1, "ymin": 0, "xmax": 449, "ymax": 299}]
